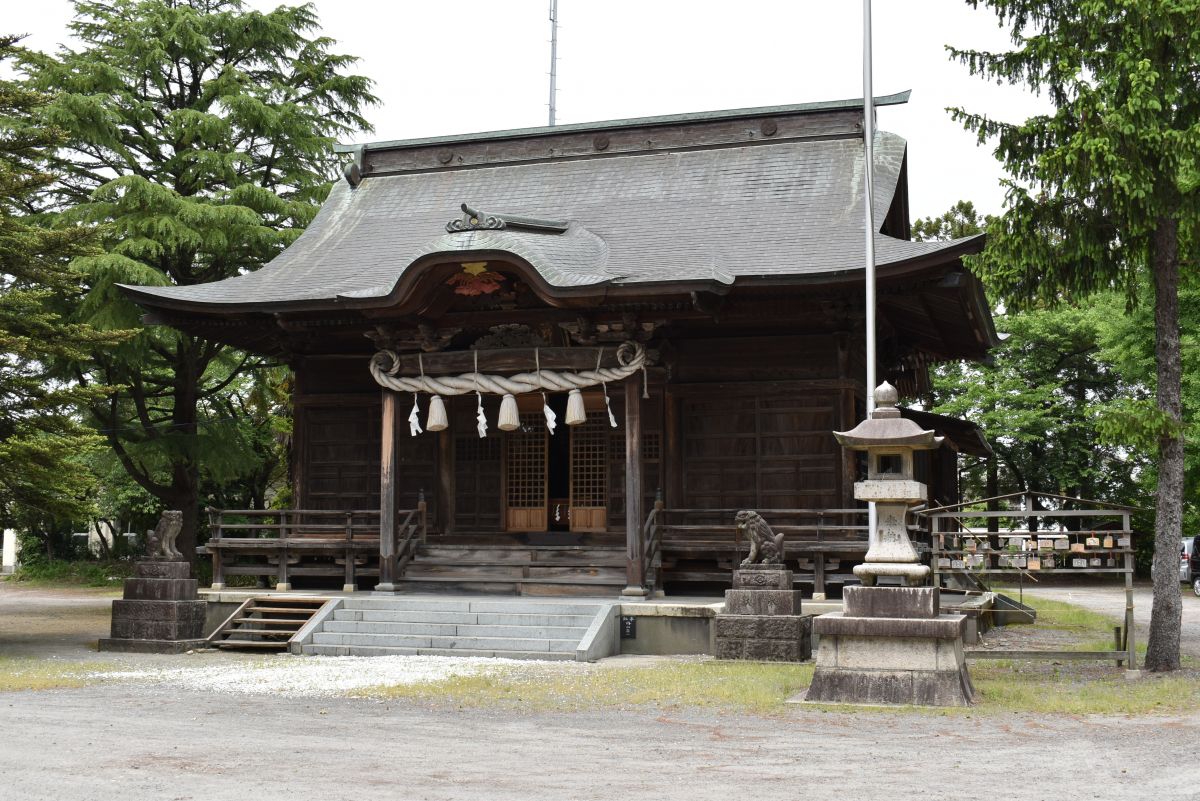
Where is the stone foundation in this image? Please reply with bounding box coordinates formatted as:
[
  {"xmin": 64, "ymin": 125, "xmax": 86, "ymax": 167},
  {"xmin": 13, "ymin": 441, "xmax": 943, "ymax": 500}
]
[
  {"xmin": 714, "ymin": 566, "xmax": 812, "ymax": 662},
  {"xmin": 805, "ymin": 586, "xmax": 974, "ymax": 706},
  {"xmin": 99, "ymin": 559, "xmax": 207, "ymax": 653}
]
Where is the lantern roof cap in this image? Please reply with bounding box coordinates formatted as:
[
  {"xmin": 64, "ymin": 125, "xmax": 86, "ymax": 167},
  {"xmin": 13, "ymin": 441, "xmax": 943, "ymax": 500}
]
[{"xmin": 833, "ymin": 382, "xmax": 943, "ymax": 450}]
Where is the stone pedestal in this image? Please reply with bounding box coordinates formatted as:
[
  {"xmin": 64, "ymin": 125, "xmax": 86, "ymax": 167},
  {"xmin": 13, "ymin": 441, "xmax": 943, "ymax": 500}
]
[
  {"xmin": 715, "ymin": 566, "xmax": 812, "ymax": 662},
  {"xmin": 805, "ymin": 586, "xmax": 975, "ymax": 706},
  {"xmin": 98, "ymin": 560, "xmax": 207, "ymax": 654}
]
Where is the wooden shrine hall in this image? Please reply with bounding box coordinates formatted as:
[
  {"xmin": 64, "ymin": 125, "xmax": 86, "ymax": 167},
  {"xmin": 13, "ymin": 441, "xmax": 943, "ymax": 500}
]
[{"xmin": 122, "ymin": 92, "xmax": 998, "ymax": 598}]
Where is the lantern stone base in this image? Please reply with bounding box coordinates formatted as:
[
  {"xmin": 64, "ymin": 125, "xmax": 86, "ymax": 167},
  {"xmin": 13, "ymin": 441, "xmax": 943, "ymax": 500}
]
[
  {"xmin": 715, "ymin": 566, "xmax": 812, "ymax": 662},
  {"xmin": 805, "ymin": 586, "xmax": 975, "ymax": 707}
]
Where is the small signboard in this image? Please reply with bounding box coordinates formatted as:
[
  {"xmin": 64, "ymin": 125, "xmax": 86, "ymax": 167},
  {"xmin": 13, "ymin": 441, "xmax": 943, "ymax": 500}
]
[{"xmin": 620, "ymin": 615, "xmax": 637, "ymax": 639}]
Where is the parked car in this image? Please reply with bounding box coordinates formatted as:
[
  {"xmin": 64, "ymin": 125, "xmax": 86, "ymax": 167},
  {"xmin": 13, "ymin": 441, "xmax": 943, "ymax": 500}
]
[{"xmin": 1188, "ymin": 536, "xmax": 1200, "ymax": 596}]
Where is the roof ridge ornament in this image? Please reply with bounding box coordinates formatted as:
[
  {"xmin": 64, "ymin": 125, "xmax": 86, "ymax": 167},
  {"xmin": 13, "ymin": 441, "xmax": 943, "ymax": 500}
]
[
  {"xmin": 447, "ymin": 203, "xmax": 506, "ymax": 233},
  {"xmin": 446, "ymin": 202, "xmax": 569, "ymax": 234}
]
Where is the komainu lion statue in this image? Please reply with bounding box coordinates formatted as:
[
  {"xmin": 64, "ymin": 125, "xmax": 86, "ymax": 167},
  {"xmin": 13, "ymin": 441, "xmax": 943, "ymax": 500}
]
[
  {"xmin": 147, "ymin": 510, "xmax": 184, "ymax": 560},
  {"xmin": 736, "ymin": 510, "xmax": 785, "ymax": 567}
]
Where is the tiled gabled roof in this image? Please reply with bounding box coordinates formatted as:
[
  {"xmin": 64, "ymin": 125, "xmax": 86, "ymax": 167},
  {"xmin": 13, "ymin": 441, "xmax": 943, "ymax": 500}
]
[{"xmin": 121, "ymin": 93, "xmax": 980, "ymax": 313}]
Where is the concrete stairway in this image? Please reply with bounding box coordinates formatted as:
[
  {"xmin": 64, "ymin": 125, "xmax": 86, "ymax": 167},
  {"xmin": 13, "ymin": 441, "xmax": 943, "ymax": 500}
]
[{"xmin": 299, "ymin": 596, "xmax": 609, "ymax": 660}]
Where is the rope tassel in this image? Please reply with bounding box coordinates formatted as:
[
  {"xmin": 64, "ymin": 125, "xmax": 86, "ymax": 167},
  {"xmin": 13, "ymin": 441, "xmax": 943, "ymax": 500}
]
[{"xmin": 498, "ymin": 393, "xmax": 519, "ymax": 431}]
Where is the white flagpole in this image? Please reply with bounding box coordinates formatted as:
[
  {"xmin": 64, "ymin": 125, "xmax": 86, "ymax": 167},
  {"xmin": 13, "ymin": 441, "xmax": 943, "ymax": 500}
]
[
  {"xmin": 863, "ymin": 0, "xmax": 879, "ymax": 551},
  {"xmin": 548, "ymin": 0, "xmax": 559, "ymax": 126}
]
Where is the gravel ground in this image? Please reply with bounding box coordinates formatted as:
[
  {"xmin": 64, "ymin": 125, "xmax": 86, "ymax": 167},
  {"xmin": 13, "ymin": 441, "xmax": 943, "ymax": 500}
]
[
  {"xmin": 92, "ymin": 653, "xmax": 549, "ymax": 697},
  {"xmin": 5, "ymin": 582, "xmax": 1200, "ymax": 800},
  {"xmin": 3, "ymin": 683, "xmax": 1198, "ymax": 801}
]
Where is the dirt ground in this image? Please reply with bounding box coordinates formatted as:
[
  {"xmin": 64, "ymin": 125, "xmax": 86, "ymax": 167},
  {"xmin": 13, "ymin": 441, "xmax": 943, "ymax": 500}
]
[
  {"xmin": 1022, "ymin": 579, "xmax": 1200, "ymax": 658},
  {"xmin": 3, "ymin": 581, "xmax": 1199, "ymax": 801}
]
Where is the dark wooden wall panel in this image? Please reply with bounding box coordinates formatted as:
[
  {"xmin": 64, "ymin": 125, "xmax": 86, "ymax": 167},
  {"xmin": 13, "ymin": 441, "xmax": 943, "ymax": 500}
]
[
  {"xmin": 297, "ymin": 395, "xmax": 437, "ymax": 519},
  {"xmin": 679, "ymin": 389, "xmax": 840, "ymax": 511}
]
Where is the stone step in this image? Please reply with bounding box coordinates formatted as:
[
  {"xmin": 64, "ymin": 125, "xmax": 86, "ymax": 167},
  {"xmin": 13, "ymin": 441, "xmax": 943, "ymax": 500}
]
[
  {"xmin": 333, "ymin": 609, "xmax": 597, "ymax": 627},
  {"xmin": 341, "ymin": 597, "xmax": 605, "ymax": 616},
  {"xmin": 300, "ymin": 643, "xmax": 576, "ymax": 660},
  {"xmin": 322, "ymin": 620, "xmax": 588, "ymax": 639},
  {"xmin": 310, "ymin": 631, "xmax": 578, "ymax": 653}
]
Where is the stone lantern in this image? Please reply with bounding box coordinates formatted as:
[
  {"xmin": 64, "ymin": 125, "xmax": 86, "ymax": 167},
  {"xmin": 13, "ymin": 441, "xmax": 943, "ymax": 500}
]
[
  {"xmin": 805, "ymin": 381, "xmax": 975, "ymax": 707},
  {"xmin": 832, "ymin": 381, "xmax": 941, "ymax": 587}
]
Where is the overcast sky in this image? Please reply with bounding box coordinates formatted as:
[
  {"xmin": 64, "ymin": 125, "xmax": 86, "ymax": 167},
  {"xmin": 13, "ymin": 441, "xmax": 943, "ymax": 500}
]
[{"xmin": 7, "ymin": 0, "xmax": 1047, "ymax": 219}]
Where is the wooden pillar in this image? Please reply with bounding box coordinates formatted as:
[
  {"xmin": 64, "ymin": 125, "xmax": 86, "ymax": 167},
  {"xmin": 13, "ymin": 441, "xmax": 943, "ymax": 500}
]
[
  {"xmin": 622, "ymin": 378, "xmax": 646, "ymax": 597},
  {"xmin": 377, "ymin": 390, "xmax": 401, "ymax": 592},
  {"xmin": 438, "ymin": 429, "xmax": 454, "ymax": 537}
]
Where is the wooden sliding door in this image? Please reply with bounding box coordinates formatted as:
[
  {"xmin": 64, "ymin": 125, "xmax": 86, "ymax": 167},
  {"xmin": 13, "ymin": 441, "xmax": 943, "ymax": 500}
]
[
  {"xmin": 569, "ymin": 417, "xmax": 609, "ymax": 532},
  {"xmin": 505, "ymin": 413, "xmax": 548, "ymax": 530}
]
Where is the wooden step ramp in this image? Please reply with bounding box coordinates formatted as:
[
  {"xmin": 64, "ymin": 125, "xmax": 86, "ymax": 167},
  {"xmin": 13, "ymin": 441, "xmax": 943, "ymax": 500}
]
[
  {"xmin": 207, "ymin": 596, "xmax": 331, "ymax": 651},
  {"xmin": 396, "ymin": 544, "xmax": 628, "ymax": 596}
]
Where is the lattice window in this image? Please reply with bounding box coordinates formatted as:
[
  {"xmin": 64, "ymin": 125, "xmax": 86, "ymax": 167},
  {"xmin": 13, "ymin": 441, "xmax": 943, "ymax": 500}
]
[
  {"xmin": 570, "ymin": 418, "xmax": 609, "ymax": 508},
  {"xmin": 506, "ymin": 414, "xmax": 546, "ymax": 509},
  {"xmin": 456, "ymin": 436, "xmax": 500, "ymax": 463},
  {"xmin": 642, "ymin": 431, "xmax": 662, "ymax": 462}
]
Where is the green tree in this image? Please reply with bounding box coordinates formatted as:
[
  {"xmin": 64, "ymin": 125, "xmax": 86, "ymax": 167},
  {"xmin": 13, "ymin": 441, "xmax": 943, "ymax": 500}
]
[
  {"xmin": 19, "ymin": 1, "xmax": 375, "ymax": 559},
  {"xmin": 951, "ymin": 0, "xmax": 1198, "ymax": 671},
  {"xmin": 912, "ymin": 199, "xmax": 989, "ymax": 243},
  {"xmin": 932, "ymin": 301, "xmax": 1149, "ymax": 509},
  {"xmin": 0, "ymin": 35, "xmax": 121, "ymax": 536}
]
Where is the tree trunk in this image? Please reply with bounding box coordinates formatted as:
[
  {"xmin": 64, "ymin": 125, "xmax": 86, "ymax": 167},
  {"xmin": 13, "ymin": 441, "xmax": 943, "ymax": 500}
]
[
  {"xmin": 1145, "ymin": 216, "xmax": 1183, "ymax": 672},
  {"xmin": 169, "ymin": 341, "xmax": 202, "ymax": 567}
]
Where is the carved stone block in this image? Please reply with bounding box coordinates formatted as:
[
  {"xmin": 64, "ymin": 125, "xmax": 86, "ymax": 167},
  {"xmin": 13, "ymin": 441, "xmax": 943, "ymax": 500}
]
[
  {"xmin": 713, "ymin": 614, "xmax": 813, "ymax": 662},
  {"xmin": 134, "ymin": 560, "xmax": 191, "ymax": 580},
  {"xmin": 842, "ymin": 586, "xmax": 940, "ymax": 619},
  {"xmin": 732, "ymin": 567, "xmax": 793, "ymax": 590},
  {"xmin": 723, "ymin": 589, "xmax": 803, "ymax": 617},
  {"xmin": 122, "ymin": 577, "xmax": 199, "ymax": 601},
  {"xmin": 111, "ymin": 599, "xmax": 205, "ymax": 622}
]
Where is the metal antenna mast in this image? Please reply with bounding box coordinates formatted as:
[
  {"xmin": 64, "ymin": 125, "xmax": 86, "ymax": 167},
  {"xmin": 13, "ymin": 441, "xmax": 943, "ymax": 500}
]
[{"xmin": 548, "ymin": 0, "xmax": 559, "ymax": 126}]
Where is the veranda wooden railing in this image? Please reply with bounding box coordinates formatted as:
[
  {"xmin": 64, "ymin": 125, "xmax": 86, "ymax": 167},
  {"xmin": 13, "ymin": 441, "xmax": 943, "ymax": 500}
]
[
  {"xmin": 640, "ymin": 495, "xmax": 665, "ymax": 594},
  {"xmin": 379, "ymin": 498, "xmax": 428, "ymax": 585},
  {"xmin": 649, "ymin": 507, "xmax": 923, "ymax": 595},
  {"xmin": 204, "ymin": 505, "xmax": 424, "ymax": 591}
]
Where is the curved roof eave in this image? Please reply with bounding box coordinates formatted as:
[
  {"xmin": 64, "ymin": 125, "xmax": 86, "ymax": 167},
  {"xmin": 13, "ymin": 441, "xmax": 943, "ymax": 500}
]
[{"xmin": 117, "ymin": 232, "xmax": 987, "ymax": 316}]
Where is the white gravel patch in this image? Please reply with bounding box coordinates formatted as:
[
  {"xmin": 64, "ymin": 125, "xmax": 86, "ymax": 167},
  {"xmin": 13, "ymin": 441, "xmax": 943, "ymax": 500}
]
[{"xmin": 90, "ymin": 654, "xmax": 578, "ymax": 698}]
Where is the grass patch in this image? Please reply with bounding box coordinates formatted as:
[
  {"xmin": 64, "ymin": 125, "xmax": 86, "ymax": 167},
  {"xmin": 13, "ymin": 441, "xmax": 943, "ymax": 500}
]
[
  {"xmin": 354, "ymin": 659, "xmax": 815, "ymax": 714},
  {"xmin": 0, "ymin": 658, "xmax": 112, "ymax": 692},
  {"xmin": 971, "ymin": 663, "xmax": 1200, "ymax": 715},
  {"xmin": 7, "ymin": 560, "xmax": 133, "ymax": 587},
  {"xmin": 354, "ymin": 657, "xmax": 1200, "ymax": 717}
]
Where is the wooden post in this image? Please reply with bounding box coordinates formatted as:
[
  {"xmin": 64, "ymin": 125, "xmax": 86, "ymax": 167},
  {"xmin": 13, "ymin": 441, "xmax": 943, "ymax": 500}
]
[
  {"xmin": 377, "ymin": 390, "xmax": 401, "ymax": 592},
  {"xmin": 275, "ymin": 510, "xmax": 291, "ymax": 591},
  {"xmin": 1123, "ymin": 510, "xmax": 1136, "ymax": 671},
  {"xmin": 622, "ymin": 378, "xmax": 646, "ymax": 597},
  {"xmin": 343, "ymin": 511, "xmax": 356, "ymax": 593},
  {"xmin": 208, "ymin": 508, "xmax": 224, "ymax": 590}
]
